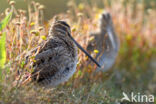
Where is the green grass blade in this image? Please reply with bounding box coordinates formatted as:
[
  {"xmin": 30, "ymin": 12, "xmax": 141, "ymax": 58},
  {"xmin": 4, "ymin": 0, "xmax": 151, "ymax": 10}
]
[
  {"xmin": 0, "ymin": 11, "xmax": 12, "ymax": 31},
  {"xmin": 0, "ymin": 33, "xmax": 6, "ymax": 73},
  {"xmin": 0, "ymin": 11, "xmax": 12, "ymax": 80}
]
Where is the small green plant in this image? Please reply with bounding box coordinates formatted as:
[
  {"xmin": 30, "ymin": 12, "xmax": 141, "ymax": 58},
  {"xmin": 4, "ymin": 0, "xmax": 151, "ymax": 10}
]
[{"xmin": 0, "ymin": 11, "xmax": 12, "ymax": 80}]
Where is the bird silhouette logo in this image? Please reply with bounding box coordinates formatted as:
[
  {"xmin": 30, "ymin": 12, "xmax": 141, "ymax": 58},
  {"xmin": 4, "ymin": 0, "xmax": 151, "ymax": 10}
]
[{"xmin": 121, "ymin": 92, "xmax": 130, "ymax": 102}]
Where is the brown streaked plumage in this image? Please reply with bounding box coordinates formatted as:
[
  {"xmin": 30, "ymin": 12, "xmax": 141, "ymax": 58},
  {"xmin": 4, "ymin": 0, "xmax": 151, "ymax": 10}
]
[{"xmin": 24, "ymin": 20, "xmax": 100, "ymax": 86}]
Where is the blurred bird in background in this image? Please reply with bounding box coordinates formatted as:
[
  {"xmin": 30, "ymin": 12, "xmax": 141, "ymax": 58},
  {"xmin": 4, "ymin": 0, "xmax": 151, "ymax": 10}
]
[{"xmin": 87, "ymin": 12, "xmax": 120, "ymax": 72}]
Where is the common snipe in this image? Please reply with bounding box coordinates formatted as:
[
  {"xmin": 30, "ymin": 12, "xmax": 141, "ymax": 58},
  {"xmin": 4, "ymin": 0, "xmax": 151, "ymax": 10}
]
[
  {"xmin": 24, "ymin": 20, "xmax": 100, "ymax": 86},
  {"xmin": 87, "ymin": 12, "xmax": 119, "ymax": 72}
]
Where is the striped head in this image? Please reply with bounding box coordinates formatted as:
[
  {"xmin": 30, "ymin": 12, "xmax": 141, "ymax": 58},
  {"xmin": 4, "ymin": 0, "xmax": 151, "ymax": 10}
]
[{"xmin": 50, "ymin": 20, "xmax": 71, "ymax": 37}]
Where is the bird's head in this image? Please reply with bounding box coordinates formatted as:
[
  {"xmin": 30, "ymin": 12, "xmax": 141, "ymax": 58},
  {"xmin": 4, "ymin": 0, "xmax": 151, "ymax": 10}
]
[{"xmin": 50, "ymin": 20, "xmax": 71, "ymax": 37}]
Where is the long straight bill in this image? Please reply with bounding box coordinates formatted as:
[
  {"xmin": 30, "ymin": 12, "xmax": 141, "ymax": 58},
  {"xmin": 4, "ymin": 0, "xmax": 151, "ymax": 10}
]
[{"xmin": 69, "ymin": 35, "xmax": 101, "ymax": 68}]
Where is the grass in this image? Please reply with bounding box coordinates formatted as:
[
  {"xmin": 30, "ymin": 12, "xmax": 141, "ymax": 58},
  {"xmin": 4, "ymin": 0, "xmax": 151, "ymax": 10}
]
[{"xmin": 0, "ymin": 0, "xmax": 155, "ymax": 103}]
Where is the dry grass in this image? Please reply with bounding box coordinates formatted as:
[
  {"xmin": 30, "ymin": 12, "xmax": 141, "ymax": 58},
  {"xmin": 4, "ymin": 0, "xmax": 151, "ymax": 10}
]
[{"xmin": 0, "ymin": 0, "xmax": 155, "ymax": 103}]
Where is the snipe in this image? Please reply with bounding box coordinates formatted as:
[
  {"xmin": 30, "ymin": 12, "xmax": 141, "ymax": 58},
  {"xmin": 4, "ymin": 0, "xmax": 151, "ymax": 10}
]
[
  {"xmin": 24, "ymin": 20, "xmax": 100, "ymax": 86},
  {"xmin": 87, "ymin": 12, "xmax": 119, "ymax": 72}
]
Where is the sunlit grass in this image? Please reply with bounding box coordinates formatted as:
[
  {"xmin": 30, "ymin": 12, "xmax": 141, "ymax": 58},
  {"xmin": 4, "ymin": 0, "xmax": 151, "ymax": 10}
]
[{"xmin": 0, "ymin": 0, "xmax": 155, "ymax": 103}]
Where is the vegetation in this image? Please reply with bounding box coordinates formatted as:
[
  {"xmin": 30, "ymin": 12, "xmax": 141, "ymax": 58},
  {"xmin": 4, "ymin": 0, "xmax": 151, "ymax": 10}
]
[{"xmin": 0, "ymin": 0, "xmax": 155, "ymax": 103}]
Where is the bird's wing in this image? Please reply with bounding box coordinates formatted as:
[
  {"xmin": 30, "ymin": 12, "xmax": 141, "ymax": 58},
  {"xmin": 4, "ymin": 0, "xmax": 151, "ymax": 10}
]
[
  {"xmin": 28, "ymin": 38, "xmax": 69, "ymax": 83},
  {"xmin": 25, "ymin": 37, "xmax": 63, "ymax": 63},
  {"xmin": 31, "ymin": 46, "xmax": 69, "ymax": 83}
]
